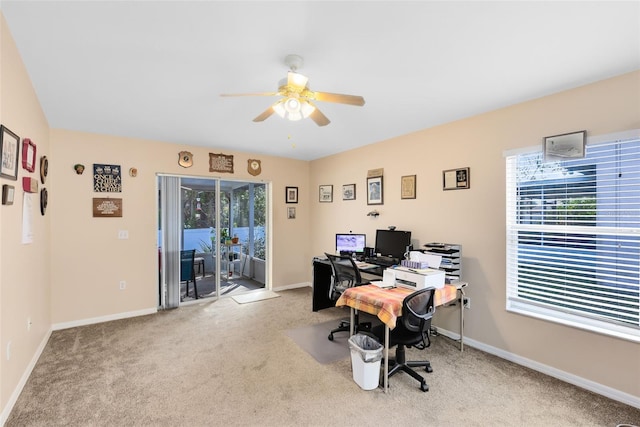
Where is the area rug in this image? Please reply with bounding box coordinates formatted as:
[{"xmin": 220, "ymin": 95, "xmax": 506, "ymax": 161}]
[
  {"xmin": 285, "ymin": 319, "xmax": 352, "ymax": 364},
  {"xmin": 231, "ymin": 290, "xmax": 280, "ymax": 304}
]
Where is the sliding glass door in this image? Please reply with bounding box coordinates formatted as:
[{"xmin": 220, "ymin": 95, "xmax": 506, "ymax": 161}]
[{"xmin": 158, "ymin": 175, "xmax": 268, "ymax": 308}]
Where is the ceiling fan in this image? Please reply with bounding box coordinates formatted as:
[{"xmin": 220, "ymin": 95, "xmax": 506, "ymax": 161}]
[{"xmin": 220, "ymin": 54, "xmax": 365, "ymax": 126}]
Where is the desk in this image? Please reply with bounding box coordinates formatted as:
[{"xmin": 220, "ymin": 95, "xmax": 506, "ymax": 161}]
[{"xmin": 335, "ymin": 284, "xmax": 463, "ymax": 392}]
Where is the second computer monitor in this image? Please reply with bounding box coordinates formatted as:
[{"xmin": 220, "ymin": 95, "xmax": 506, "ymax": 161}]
[
  {"xmin": 374, "ymin": 229, "xmax": 411, "ymax": 260},
  {"xmin": 336, "ymin": 233, "xmax": 366, "ymax": 255}
]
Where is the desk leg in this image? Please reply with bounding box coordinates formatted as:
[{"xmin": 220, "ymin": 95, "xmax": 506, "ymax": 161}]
[
  {"xmin": 384, "ymin": 325, "xmax": 389, "ymax": 393},
  {"xmin": 459, "ymin": 288, "xmax": 465, "ymax": 352},
  {"xmin": 349, "ymin": 309, "xmax": 355, "ymax": 336}
]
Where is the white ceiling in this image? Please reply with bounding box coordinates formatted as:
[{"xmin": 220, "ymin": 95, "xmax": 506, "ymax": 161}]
[{"xmin": 2, "ymin": 1, "xmax": 639, "ymax": 161}]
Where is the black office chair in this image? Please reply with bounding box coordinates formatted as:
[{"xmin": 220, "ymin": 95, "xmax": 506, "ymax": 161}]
[
  {"xmin": 181, "ymin": 249, "xmax": 199, "ymax": 300},
  {"xmin": 325, "ymin": 253, "xmax": 371, "ymax": 341},
  {"xmin": 370, "ymin": 287, "xmax": 435, "ymax": 392}
]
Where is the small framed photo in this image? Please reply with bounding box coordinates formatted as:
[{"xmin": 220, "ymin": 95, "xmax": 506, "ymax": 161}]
[
  {"xmin": 443, "ymin": 167, "xmax": 470, "ymax": 190},
  {"xmin": 285, "ymin": 186, "xmax": 298, "ymax": 204},
  {"xmin": 319, "ymin": 185, "xmax": 333, "ymax": 203},
  {"xmin": 2, "ymin": 184, "xmax": 15, "ymax": 205},
  {"xmin": 544, "ymin": 130, "xmax": 586, "ymax": 162},
  {"xmin": 0, "ymin": 125, "xmax": 20, "ymax": 181},
  {"xmin": 287, "ymin": 206, "xmax": 296, "ymax": 219},
  {"xmin": 22, "ymin": 138, "xmax": 36, "ymax": 172},
  {"xmin": 342, "ymin": 183, "xmax": 356, "ymax": 201},
  {"xmin": 401, "ymin": 175, "xmax": 416, "ymax": 199},
  {"xmin": 367, "ymin": 176, "xmax": 383, "ymax": 205}
]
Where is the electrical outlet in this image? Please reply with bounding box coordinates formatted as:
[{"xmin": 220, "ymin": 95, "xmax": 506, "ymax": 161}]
[
  {"xmin": 118, "ymin": 230, "xmax": 129, "ymax": 239},
  {"xmin": 464, "ymin": 297, "xmax": 471, "ymax": 309},
  {"xmin": 119, "ymin": 281, "xmax": 126, "ymax": 290},
  {"xmin": 27, "ymin": 317, "xmax": 32, "ymax": 331}
]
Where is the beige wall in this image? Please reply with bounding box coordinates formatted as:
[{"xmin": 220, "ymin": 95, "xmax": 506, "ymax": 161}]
[
  {"xmin": 0, "ymin": 13, "xmax": 52, "ymax": 417},
  {"xmin": 49, "ymin": 130, "xmax": 311, "ymax": 325},
  {"xmin": 0, "ymin": 11, "xmax": 312, "ymax": 418},
  {"xmin": 310, "ymin": 70, "xmax": 640, "ymax": 399}
]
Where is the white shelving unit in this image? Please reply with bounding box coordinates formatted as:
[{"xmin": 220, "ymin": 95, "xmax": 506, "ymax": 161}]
[
  {"xmin": 422, "ymin": 242, "xmax": 461, "ymax": 283},
  {"xmin": 221, "ymin": 243, "xmax": 243, "ymax": 280}
]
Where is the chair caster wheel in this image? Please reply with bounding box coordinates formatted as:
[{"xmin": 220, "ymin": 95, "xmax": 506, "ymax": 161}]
[
  {"xmin": 328, "ymin": 334, "xmax": 334, "ymax": 341},
  {"xmin": 425, "ymin": 365, "xmax": 433, "ymax": 373},
  {"xmin": 420, "ymin": 382, "xmax": 429, "ymax": 392}
]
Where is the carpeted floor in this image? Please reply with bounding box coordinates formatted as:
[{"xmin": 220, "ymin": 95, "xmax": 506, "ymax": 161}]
[
  {"xmin": 5, "ymin": 287, "xmax": 640, "ymax": 426},
  {"xmin": 285, "ymin": 318, "xmax": 352, "ymax": 364}
]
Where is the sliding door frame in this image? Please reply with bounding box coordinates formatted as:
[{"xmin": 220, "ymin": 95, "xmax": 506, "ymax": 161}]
[{"xmin": 157, "ymin": 173, "xmax": 271, "ymax": 308}]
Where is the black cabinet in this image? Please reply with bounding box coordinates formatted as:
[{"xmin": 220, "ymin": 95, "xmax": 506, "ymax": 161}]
[{"xmin": 312, "ymin": 260, "xmax": 334, "ymax": 311}]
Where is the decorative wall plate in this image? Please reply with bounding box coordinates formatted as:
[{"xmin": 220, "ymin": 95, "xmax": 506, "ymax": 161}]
[
  {"xmin": 40, "ymin": 188, "xmax": 48, "ymax": 215},
  {"xmin": 40, "ymin": 155, "xmax": 48, "ymax": 183},
  {"xmin": 248, "ymin": 159, "xmax": 262, "ymax": 176},
  {"xmin": 178, "ymin": 151, "xmax": 193, "ymax": 168}
]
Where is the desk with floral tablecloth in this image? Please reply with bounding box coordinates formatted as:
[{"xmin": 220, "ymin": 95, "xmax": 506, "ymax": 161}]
[{"xmin": 335, "ymin": 283, "xmax": 467, "ymax": 392}]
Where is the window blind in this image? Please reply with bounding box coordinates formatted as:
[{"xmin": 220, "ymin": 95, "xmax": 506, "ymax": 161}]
[{"xmin": 506, "ymin": 135, "xmax": 640, "ymax": 341}]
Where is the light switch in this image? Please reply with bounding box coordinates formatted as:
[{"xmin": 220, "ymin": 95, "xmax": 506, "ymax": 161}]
[{"xmin": 118, "ymin": 230, "xmax": 129, "ymax": 239}]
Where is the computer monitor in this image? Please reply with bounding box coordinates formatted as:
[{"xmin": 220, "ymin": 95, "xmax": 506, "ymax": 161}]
[
  {"xmin": 335, "ymin": 233, "xmax": 366, "ymax": 254},
  {"xmin": 374, "ymin": 229, "xmax": 412, "ymax": 260}
]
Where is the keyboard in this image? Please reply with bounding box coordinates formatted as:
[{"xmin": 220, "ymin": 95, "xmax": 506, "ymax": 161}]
[{"xmin": 366, "ymin": 257, "xmax": 397, "ymax": 267}]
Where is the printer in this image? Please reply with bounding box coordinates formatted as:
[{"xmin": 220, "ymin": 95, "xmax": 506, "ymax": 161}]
[{"xmin": 393, "ymin": 266, "xmax": 445, "ymax": 290}]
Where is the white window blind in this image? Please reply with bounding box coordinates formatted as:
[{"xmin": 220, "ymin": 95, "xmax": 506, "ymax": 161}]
[{"xmin": 506, "ymin": 134, "xmax": 640, "ymax": 342}]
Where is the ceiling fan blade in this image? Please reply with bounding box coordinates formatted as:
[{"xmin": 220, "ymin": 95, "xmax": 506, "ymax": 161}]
[
  {"xmin": 252, "ymin": 106, "xmax": 276, "ymax": 122},
  {"xmin": 287, "ymin": 72, "xmax": 308, "ymax": 91},
  {"xmin": 312, "ymin": 91, "xmax": 365, "ymax": 106},
  {"xmin": 220, "ymin": 92, "xmax": 279, "ymax": 97},
  {"xmin": 309, "ymin": 107, "xmax": 330, "ymax": 127}
]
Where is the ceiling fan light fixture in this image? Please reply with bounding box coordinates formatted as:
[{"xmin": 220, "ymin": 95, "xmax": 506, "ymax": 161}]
[
  {"xmin": 300, "ymin": 101, "xmax": 315, "ymax": 118},
  {"xmin": 272, "ymin": 98, "xmax": 302, "ymax": 120},
  {"xmin": 273, "ymin": 97, "xmax": 315, "ymax": 121},
  {"xmin": 284, "ymin": 97, "xmax": 301, "ymax": 114}
]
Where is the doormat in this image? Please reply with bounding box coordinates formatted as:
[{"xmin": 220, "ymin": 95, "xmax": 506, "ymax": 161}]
[{"xmin": 232, "ymin": 290, "xmax": 280, "ymax": 304}]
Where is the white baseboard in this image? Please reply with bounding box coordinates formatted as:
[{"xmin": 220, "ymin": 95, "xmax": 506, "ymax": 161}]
[
  {"xmin": 1, "ymin": 327, "xmax": 52, "ymax": 426},
  {"xmin": 434, "ymin": 326, "xmax": 640, "ymax": 410},
  {"xmin": 52, "ymin": 307, "xmax": 157, "ymax": 331}
]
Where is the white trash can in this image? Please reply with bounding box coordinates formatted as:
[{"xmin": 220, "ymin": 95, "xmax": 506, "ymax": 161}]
[{"xmin": 348, "ymin": 334, "xmax": 383, "ymax": 390}]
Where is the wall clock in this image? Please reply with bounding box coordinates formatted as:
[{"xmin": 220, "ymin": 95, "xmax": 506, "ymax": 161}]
[{"xmin": 248, "ymin": 159, "xmax": 261, "ymax": 176}]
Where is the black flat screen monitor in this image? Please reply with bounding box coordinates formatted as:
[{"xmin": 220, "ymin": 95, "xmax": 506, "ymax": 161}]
[
  {"xmin": 374, "ymin": 229, "xmax": 411, "ymax": 260},
  {"xmin": 335, "ymin": 233, "xmax": 366, "ymax": 254}
]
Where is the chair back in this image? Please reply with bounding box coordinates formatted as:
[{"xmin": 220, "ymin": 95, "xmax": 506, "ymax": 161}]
[
  {"xmin": 180, "ymin": 249, "xmax": 195, "ymax": 281},
  {"xmin": 325, "ymin": 253, "xmax": 364, "ymax": 300},
  {"xmin": 400, "ymin": 288, "xmax": 435, "ymax": 334}
]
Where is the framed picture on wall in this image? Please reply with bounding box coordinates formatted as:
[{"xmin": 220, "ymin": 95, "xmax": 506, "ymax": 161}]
[
  {"xmin": 0, "ymin": 125, "xmax": 20, "ymax": 181},
  {"xmin": 22, "ymin": 138, "xmax": 36, "ymax": 172},
  {"xmin": 285, "ymin": 186, "xmax": 298, "ymax": 203},
  {"xmin": 319, "ymin": 185, "xmax": 333, "ymax": 203},
  {"xmin": 543, "ymin": 130, "xmax": 586, "ymax": 162},
  {"xmin": 443, "ymin": 167, "xmax": 470, "ymax": 190},
  {"xmin": 401, "ymin": 175, "xmax": 416, "ymax": 199},
  {"xmin": 342, "ymin": 183, "xmax": 355, "ymax": 201},
  {"xmin": 367, "ymin": 176, "xmax": 383, "ymax": 205},
  {"xmin": 2, "ymin": 184, "xmax": 15, "ymax": 205}
]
